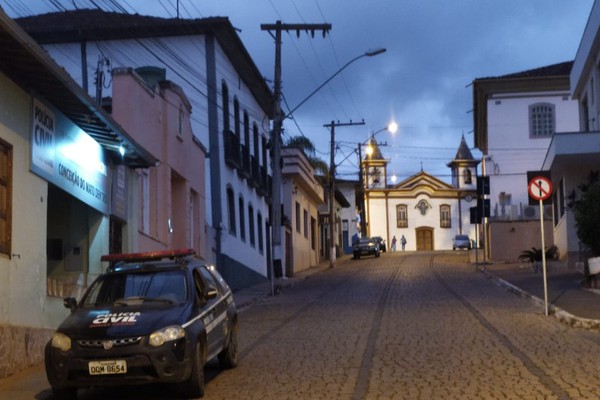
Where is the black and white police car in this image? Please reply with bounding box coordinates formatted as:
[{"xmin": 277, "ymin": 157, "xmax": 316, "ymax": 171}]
[{"xmin": 45, "ymin": 249, "xmax": 238, "ymax": 399}]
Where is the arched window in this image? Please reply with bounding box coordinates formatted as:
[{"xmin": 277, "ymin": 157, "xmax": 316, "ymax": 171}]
[
  {"xmin": 238, "ymin": 195, "xmax": 245, "ymax": 241},
  {"xmin": 440, "ymin": 204, "xmax": 451, "ymax": 228},
  {"xmin": 233, "ymin": 97, "xmax": 240, "ymax": 138},
  {"xmin": 463, "ymin": 169, "xmax": 472, "ymax": 184},
  {"xmin": 248, "ymin": 204, "xmax": 255, "ymax": 247},
  {"xmin": 227, "ymin": 187, "xmax": 236, "ymax": 235},
  {"xmin": 396, "ymin": 204, "xmax": 408, "ymax": 228},
  {"xmin": 221, "ymin": 81, "xmax": 229, "ymax": 132},
  {"xmin": 257, "ymin": 213, "xmax": 264, "ymax": 253}
]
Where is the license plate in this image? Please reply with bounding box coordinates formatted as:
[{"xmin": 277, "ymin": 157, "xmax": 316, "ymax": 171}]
[{"xmin": 89, "ymin": 360, "xmax": 127, "ymax": 375}]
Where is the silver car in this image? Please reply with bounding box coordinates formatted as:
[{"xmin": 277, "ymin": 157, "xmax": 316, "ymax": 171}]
[{"xmin": 453, "ymin": 234, "xmax": 471, "ymax": 250}]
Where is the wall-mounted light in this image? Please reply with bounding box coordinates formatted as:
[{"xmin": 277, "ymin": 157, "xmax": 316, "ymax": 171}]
[
  {"xmin": 168, "ymin": 218, "xmax": 173, "ymax": 233},
  {"xmin": 119, "ymin": 144, "xmax": 125, "ymax": 157}
]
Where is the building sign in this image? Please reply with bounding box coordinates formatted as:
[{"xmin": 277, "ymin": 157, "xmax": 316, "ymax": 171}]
[{"xmin": 30, "ymin": 97, "xmax": 109, "ymax": 214}]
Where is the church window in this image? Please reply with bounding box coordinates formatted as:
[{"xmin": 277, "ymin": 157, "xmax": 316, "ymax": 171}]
[
  {"xmin": 396, "ymin": 204, "xmax": 408, "ymax": 228},
  {"xmin": 440, "ymin": 204, "xmax": 451, "ymax": 228}
]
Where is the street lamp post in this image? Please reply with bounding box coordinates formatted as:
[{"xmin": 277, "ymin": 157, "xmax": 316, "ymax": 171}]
[{"xmin": 358, "ymin": 122, "xmax": 398, "ymax": 236}]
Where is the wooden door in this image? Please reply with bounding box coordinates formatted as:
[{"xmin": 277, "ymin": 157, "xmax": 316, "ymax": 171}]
[{"xmin": 416, "ymin": 227, "xmax": 434, "ymax": 251}]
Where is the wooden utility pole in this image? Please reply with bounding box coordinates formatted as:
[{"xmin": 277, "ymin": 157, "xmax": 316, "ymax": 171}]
[
  {"xmin": 261, "ymin": 21, "xmax": 331, "ymax": 294},
  {"xmin": 324, "ymin": 120, "xmax": 365, "ymax": 268}
]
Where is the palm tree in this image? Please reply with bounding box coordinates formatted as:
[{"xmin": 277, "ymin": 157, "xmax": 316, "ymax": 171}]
[{"xmin": 285, "ymin": 135, "xmax": 329, "ymax": 178}]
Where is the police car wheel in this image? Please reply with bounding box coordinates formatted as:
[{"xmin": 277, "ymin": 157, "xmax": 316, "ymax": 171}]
[
  {"xmin": 52, "ymin": 387, "xmax": 77, "ymax": 400},
  {"xmin": 184, "ymin": 340, "xmax": 205, "ymax": 398},
  {"xmin": 218, "ymin": 318, "xmax": 239, "ymax": 369}
]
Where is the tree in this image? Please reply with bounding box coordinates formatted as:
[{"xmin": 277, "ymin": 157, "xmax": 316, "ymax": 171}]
[
  {"xmin": 285, "ymin": 135, "xmax": 329, "ymax": 177},
  {"xmin": 570, "ymin": 171, "xmax": 600, "ymax": 256}
]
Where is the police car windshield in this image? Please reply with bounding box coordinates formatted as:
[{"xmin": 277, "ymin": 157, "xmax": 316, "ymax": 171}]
[{"xmin": 82, "ymin": 270, "xmax": 188, "ymax": 307}]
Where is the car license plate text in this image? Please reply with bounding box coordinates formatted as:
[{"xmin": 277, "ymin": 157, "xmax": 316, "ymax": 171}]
[{"xmin": 89, "ymin": 360, "xmax": 127, "ymax": 375}]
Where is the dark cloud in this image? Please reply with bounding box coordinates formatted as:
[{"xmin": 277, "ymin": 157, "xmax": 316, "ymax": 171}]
[{"xmin": 3, "ymin": 0, "xmax": 593, "ymax": 182}]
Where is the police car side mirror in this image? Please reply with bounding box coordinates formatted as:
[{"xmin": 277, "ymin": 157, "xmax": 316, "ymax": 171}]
[
  {"xmin": 63, "ymin": 297, "xmax": 77, "ymax": 313},
  {"xmin": 205, "ymin": 286, "xmax": 218, "ymax": 300}
]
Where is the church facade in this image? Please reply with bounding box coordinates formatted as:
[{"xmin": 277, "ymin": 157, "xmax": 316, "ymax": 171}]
[{"xmin": 364, "ymin": 136, "xmax": 480, "ymax": 251}]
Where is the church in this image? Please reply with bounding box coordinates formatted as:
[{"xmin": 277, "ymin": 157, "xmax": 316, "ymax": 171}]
[{"xmin": 362, "ymin": 135, "xmax": 480, "ymax": 251}]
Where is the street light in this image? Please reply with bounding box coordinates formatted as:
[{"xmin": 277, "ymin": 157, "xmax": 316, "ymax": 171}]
[
  {"xmin": 285, "ymin": 48, "xmax": 387, "ymax": 119},
  {"xmin": 358, "ymin": 121, "xmax": 397, "ymax": 236},
  {"xmin": 270, "ymin": 46, "xmax": 386, "ymax": 286}
]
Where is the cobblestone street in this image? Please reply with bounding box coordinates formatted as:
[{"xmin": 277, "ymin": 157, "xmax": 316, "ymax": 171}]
[
  {"xmin": 2, "ymin": 251, "xmax": 600, "ymax": 399},
  {"xmin": 201, "ymin": 252, "xmax": 600, "ymax": 400}
]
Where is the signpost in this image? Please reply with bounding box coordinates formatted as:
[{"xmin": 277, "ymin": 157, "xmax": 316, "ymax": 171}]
[{"xmin": 528, "ymin": 176, "xmax": 553, "ymax": 316}]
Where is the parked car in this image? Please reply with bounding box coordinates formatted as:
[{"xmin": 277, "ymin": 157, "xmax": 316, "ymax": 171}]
[
  {"xmin": 45, "ymin": 249, "xmax": 238, "ymax": 399},
  {"xmin": 373, "ymin": 236, "xmax": 386, "ymax": 252},
  {"xmin": 353, "ymin": 237, "xmax": 380, "ymax": 259},
  {"xmin": 453, "ymin": 234, "xmax": 471, "ymax": 250}
]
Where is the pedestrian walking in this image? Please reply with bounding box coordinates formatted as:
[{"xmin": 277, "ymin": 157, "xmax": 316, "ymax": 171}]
[
  {"xmin": 401, "ymin": 235, "xmax": 407, "ymax": 251},
  {"xmin": 391, "ymin": 235, "xmax": 397, "ymax": 251}
]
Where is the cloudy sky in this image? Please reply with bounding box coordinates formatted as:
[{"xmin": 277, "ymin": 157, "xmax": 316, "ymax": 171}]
[{"xmin": 1, "ymin": 0, "xmax": 594, "ymax": 183}]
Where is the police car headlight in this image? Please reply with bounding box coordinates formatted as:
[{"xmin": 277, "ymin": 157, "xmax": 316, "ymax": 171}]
[
  {"xmin": 50, "ymin": 332, "xmax": 71, "ymax": 352},
  {"xmin": 149, "ymin": 326, "xmax": 186, "ymax": 347}
]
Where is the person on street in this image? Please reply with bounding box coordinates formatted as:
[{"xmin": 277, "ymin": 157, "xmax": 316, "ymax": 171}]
[
  {"xmin": 391, "ymin": 236, "xmax": 397, "ymax": 251},
  {"xmin": 401, "ymin": 235, "xmax": 407, "ymax": 251}
]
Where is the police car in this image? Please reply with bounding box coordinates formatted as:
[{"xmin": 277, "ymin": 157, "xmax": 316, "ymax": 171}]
[{"xmin": 45, "ymin": 249, "xmax": 238, "ymax": 399}]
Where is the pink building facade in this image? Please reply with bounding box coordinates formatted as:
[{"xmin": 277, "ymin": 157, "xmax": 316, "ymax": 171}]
[{"xmin": 111, "ymin": 67, "xmax": 207, "ymax": 257}]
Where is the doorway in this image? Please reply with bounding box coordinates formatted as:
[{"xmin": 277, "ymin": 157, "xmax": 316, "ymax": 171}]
[{"xmin": 416, "ymin": 227, "xmax": 434, "ymax": 251}]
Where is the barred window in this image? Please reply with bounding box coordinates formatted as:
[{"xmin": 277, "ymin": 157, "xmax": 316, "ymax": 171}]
[
  {"xmin": 529, "ymin": 103, "xmax": 555, "ymax": 137},
  {"xmin": 396, "ymin": 204, "xmax": 408, "ymax": 228},
  {"xmin": 440, "ymin": 204, "xmax": 451, "ymax": 228}
]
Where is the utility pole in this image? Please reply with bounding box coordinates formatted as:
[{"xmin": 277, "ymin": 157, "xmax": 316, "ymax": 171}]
[
  {"xmin": 261, "ymin": 21, "xmax": 331, "ymax": 294},
  {"xmin": 325, "ymin": 120, "xmax": 365, "ymax": 268}
]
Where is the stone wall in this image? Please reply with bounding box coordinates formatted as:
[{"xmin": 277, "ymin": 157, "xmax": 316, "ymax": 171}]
[{"xmin": 0, "ymin": 325, "xmax": 53, "ymax": 379}]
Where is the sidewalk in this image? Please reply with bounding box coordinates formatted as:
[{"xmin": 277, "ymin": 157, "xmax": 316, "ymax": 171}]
[
  {"xmin": 472, "ymin": 253, "xmax": 600, "ymax": 331},
  {"xmin": 232, "ymin": 257, "xmax": 336, "ymax": 311}
]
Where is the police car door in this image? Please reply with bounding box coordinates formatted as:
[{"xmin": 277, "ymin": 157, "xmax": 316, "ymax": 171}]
[{"xmin": 193, "ymin": 267, "xmax": 224, "ymax": 356}]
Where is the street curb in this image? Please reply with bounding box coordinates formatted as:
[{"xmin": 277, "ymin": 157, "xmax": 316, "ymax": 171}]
[{"xmin": 483, "ymin": 270, "xmax": 600, "ymax": 332}]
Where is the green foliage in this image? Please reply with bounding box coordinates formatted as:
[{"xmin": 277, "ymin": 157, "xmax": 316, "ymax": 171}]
[
  {"xmin": 285, "ymin": 135, "xmax": 329, "ymax": 178},
  {"xmin": 519, "ymin": 246, "xmax": 559, "ymax": 262},
  {"xmin": 573, "ymin": 176, "xmax": 600, "ymax": 256}
]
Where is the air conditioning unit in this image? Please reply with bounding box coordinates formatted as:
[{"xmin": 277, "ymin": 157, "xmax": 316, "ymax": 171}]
[{"xmin": 522, "ymin": 205, "xmax": 539, "ymax": 220}]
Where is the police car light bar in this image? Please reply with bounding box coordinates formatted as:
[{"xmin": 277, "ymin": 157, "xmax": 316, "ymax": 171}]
[{"xmin": 101, "ymin": 249, "xmax": 196, "ymax": 263}]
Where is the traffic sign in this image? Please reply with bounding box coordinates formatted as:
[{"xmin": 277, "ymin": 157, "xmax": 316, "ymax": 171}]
[{"xmin": 528, "ymin": 176, "xmax": 553, "ymax": 201}]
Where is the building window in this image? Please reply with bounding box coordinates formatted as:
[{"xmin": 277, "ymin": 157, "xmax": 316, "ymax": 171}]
[
  {"xmin": 396, "ymin": 204, "xmax": 408, "ymax": 228},
  {"xmin": 248, "ymin": 204, "xmax": 255, "ymax": 247},
  {"xmin": 257, "ymin": 213, "xmax": 264, "ymax": 253},
  {"xmin": 233, "ymin": 97, "xmax": 240, "ymax": 138},
  {"xmin": 529, "ymin": 103, "xmax": 555, "ymax": 137},
  {"xmin": 0, "ymin": 139, "xmax": 12, "ymax": 255},
  {"xmin": 239, "ymin": 196, "xmax": 245, "ymax": 241},
  {"xmin": 463, "ymin": 169, "xmax": 472, "ymax": 184},
  {"xmin": 303, "ymin": 209, "xmax": 308, "ymax": 238},
  {"xmin": 440, "ymin": 204, "xmax": 451, "ymax": 228},
  {"xmin": 296, "ymin": 201, "xmax": 301, "ymax": 233},
  {"xmin": 227, "ymin": 187, "xmax": 236, "ymax": 235},
  {"xmin": 178, "ymin": 104, "xmax": 183, "ymax": 137},
  {"xmin": 244, "ymin": 111, "xmax": 250, "ymax": 149},
  {"xmin": 139, "ymin": 169, "xmax": 150, "ymax": 235},
  {"xmin": 311, "ymin": 217, "xmax": 316, "ymax": 250},
  {"xmin": 221, "ymin": 81, "xmax": 229, "ymax": 133}
]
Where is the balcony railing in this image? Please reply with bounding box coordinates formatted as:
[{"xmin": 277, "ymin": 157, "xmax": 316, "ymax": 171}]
[
  {"xmin": 223, "ymin": 129, "xmax": 240, "ymax": 169},
  {"xmin": 239, "ymin": 144, "xmax": 251, "ymax": 178}
]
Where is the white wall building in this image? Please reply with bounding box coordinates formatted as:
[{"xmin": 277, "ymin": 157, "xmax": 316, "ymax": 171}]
[
  {"xmin": 472, "ymin": 62, "xmax": 580, "ymax": 222},
  {"xmin": 364, "ymin": 136, "xmax": 479, "ymax": 251},
  {"xmin": 17, "ymin": 10, "xmax": 274, "ymax": 290},
  {"xmin": 543, "ymin": 0, "xmax": 600, "ymax": 270}
]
